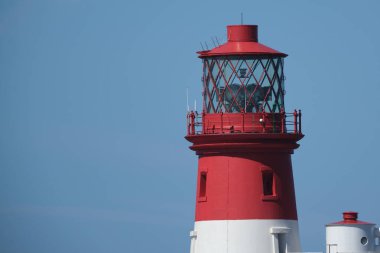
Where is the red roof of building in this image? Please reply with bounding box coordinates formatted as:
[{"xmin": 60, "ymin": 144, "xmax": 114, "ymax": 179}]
[{"xmin": 326, "ymin": 211, "xmax": 375, "ymax": 226}]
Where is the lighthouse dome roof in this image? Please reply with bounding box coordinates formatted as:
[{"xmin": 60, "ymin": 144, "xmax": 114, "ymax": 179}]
[
  {"xmin": 198, "ymin": 25, "xmax": 287, "ymax": 58},
  {"xmin": 326, "ymin": 211, "xmax": 375, "ymax": 226}
]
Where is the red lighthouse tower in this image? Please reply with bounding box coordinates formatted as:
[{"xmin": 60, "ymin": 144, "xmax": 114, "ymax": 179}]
[{"xmin": 186, "ymin": 25, "xmax": 303, "ymax": 253}]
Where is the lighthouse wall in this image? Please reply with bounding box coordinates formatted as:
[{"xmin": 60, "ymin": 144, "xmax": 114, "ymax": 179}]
[
  {"xmin": 195, "ymin": 154, "xmax": 298, "ymax": 221},
  {"xmin": 189, "ymin": 154, "xmax": 301, "ymax": 253},
  {"xmin": 191, "ymin": 219, "xmax": 301, "ymax": 253}
]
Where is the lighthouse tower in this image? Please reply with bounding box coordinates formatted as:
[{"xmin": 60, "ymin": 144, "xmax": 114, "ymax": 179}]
[{"xmin": 186, "ymin": 25, "xmax": 304, "ymax": 253}]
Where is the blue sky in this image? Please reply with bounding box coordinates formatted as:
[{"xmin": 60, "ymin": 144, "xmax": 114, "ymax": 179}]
[{"xmin": 1, "ymin": 0, "xmax": 380, "ymax": 252}]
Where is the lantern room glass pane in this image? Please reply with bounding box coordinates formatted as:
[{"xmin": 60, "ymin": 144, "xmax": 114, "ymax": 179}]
[{"xmin": 203, "ymin": 57, "xmax": 285, "ymax": 113}]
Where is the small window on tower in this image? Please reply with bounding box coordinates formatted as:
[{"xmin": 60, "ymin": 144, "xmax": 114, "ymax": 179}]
[
  {"xmin": 261, "ymin": 170, "xmax": 277, "ymax": 201},
  {"xmin": 262, "ymin": 172, "xmax": 273, "ymax": 196},
  {"xmin": 198, "ymin": 172, "xmax": 207, "ymax": 201}
]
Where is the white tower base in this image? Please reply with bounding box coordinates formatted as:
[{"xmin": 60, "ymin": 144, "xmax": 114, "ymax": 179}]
[{"xmin": 190, "ymin": 219, "xmax": 301, "ymax": 253}]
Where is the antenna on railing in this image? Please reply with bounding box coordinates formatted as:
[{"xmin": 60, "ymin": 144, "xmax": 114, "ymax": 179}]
[{"xmin": 194, "ymin": 99, "xmax": 197, "ymax": 111}]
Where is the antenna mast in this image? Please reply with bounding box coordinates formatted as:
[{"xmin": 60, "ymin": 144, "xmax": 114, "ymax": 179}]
[{"xmin": 186, "ymin": 88, "xmax": 190, "ymax": 112}]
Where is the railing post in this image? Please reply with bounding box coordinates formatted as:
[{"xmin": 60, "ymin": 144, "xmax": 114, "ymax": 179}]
[
  {"xmin": 220, "ymin": 112, "xmax": 224, "ymax": 133},
  {"xmin": 190, "ymin": 111, "xmax": 195, "ymax": 135},
  {"xmin": 261, "ymin": 111, "xmax": 266, "ymax": 133},
  {"xmin": 281, "ymin": 108, "xmax": 285, "ymax": 134},
  {"xmin": 241, "ymin": 110, "xmax": 245, "ymax": 133},
  {"xmin": 202, "ymin": 110, "xmax": 206, "ymax": 134},
  {"xmin": 293, "ymin": 109, "xmax": 298, "ymax": 134},
  {"xmin": 298, "ymin": 110, "xmax": 302, "ymax": 134},
  {"xmin": 187, "ymin": 113, "xmax": 190, "ymax": 135}
]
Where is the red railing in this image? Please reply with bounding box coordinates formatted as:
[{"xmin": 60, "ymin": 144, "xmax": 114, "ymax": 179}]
[{"xmin": 187, "ymin": 110, "xmax": 302, "ymax": 135}]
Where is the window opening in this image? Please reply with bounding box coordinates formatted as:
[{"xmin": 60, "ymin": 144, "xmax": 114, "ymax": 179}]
[
  {"xmin": 199, "ymin": 172, "xmax": 207, "ymax": 198},
  {"xmin": 262, "ymin": 171, "xmax": 274, "ymax": 196}
]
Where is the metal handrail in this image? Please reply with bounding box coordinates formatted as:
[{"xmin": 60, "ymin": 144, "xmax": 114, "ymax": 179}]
[{"xmin": 187, "ymin": 110, "xmax": 302, "ymax": 136}]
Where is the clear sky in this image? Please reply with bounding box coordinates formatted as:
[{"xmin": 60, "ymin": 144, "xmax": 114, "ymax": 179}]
[{"xmin": 1, "ymin": 0, "xmax": 380, "ymax": 252}]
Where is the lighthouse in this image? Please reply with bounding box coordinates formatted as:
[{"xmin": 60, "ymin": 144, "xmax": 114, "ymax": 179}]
[{"xmin": 186, "ymin": 25, "xmax": 304, "ymax": 253}]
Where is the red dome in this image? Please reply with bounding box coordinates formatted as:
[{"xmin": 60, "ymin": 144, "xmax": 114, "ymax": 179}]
[
  {"xmin": 327, "ymin": 211, "xmax": 375, "ymax": 226},
  {"xmin": 198, "ymin": 25, "xmax": 287, "ymax": 58}
]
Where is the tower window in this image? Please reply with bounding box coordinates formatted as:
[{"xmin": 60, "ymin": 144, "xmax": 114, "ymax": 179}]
[
  {"xmin": 198, "ymin": 172, "xmax": 207, "ymax": 201},
  {"xmin": 199, "ymin": 172, "xmax": 207, "ymax": 197},
  {"xmin": 261, "ymin": 170, "xmax": 277, "ymax": 201},
  {"xmin": 262, "ymin": 171, "xmax": 274, "ymax": 196}
]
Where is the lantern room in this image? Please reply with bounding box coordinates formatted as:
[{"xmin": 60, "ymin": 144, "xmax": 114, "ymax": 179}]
[
  {"xmin": 188, "ymin": 25, "xmax": 301, "ymax": 135},
  {"xmin": 202, "ymin": 55, "xmax": 284, "ymax": 113},
  {"xmin": 199, "ymin": 25, "xmax": 287, "ymax": 114}
]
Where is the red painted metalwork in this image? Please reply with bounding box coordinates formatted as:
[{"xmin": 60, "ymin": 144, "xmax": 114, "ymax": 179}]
[
  {"xmin": 198, "ymin": 42, "xmax": 286, "ymax": 57},
  {"xmin": 327, "ymin": 212, "xmax": 375, "ymax": 226},
  {"xmin": 198, "ymin": 26, "xmax": 286, "ymax": 58},
  {"xmin": 186, "ymin": 111, "xmax": 302, "ymax": 135},
  {"xmin": 186, "ymin": 133, "xmax": 302, "ymax": 156},
  {"xmin": 343, "ymin": 211, "xmax": 358, "ymax": 221},
  {"xmin": 293, "ymin": 110, "xmax": 298, "ymax": 133},
  {"xmin": 227, "ymin": 25, "xmax": 258, "ymax": 42}
]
